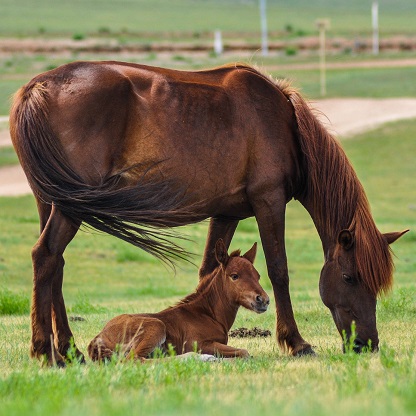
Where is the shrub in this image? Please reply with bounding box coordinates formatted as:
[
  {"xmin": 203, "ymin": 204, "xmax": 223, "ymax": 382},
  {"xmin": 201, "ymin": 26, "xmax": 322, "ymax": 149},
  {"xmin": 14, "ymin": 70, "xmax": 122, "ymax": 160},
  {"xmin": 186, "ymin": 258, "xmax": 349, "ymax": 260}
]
[
  {"xmin": 285, "ymin": 46, "xmax": 298, "ymax": 56},
  {"xmin": 72, "ymin": 33, "xmax": 85, "ymax": 41},
  {"xmin": 0, "ymin": 288, "xmax": 30, "ymax": 315},
  {"xmin": 69, "ymin": 293, "xmax": 107, "ymax": 314}
]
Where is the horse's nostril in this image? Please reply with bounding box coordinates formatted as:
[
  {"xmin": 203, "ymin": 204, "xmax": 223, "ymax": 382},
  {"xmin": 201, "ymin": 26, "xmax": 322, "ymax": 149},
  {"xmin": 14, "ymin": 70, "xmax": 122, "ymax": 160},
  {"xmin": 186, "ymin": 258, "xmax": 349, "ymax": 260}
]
[{"xmin": 256, "ymin": 295, "xmax": 269, "ymax": 305}]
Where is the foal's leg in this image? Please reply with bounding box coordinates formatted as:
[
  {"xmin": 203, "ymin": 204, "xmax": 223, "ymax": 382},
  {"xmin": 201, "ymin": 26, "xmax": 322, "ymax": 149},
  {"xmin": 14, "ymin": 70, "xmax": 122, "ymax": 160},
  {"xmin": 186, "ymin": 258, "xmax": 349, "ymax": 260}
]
[
  {"xmin": 252, "ymin": 193, "xmax": 314, "ymax": 356},
  {"xmin": 199, "ymin": 217, "xmax": 239, "ymax": 278},
  {"xmin": 89, "ymin": 316, "xmax": 167, "ymax": 362},
  {"xmin": 124, "ymin": 317, "xmax": 167, "ymax": 360},
  {"xmin": 202, "ymin": 342, "xmax": 249, "ymax": 358},
  {"xmin": 31, "ymin": 204, "xmax": 79, "ymax": 366}
]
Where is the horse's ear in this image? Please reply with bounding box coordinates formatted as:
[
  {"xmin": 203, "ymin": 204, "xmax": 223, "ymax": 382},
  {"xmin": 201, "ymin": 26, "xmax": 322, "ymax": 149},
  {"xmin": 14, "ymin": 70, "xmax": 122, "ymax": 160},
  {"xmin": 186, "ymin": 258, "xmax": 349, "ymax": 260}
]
[
  {"xmin": 383, "ymin": 229, "xmax": 409, "ymax": 245},
  {"xmin": 243, "ymin": 242, "xmax": 257, "ymax": 264},
  {"xmin": 338, "ymin": 229, "xmax": 354, "ymax": 250},
  {"xmin": 215, "ymin": 239, "xmax": 229, "ymax": 266}
]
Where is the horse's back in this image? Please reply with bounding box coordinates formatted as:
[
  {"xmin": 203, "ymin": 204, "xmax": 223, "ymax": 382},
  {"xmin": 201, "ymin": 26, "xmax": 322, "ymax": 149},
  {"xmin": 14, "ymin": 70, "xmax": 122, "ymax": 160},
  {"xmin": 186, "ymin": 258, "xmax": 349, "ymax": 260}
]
[{"xmin": 12, "ymin": 61, "xmax": 301, "ymax": 213}]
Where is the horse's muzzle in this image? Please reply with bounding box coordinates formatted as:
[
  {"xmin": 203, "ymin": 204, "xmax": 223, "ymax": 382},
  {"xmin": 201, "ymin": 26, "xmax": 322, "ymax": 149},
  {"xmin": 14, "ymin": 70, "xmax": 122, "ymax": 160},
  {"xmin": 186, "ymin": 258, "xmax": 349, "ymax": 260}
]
[
  {"xmin": 342, "ymin": 336, "xmax": 379, "ymax": 353},
  {"xmin": 253, "ymin": 294, "xmax": 270, "ymax": 313}
]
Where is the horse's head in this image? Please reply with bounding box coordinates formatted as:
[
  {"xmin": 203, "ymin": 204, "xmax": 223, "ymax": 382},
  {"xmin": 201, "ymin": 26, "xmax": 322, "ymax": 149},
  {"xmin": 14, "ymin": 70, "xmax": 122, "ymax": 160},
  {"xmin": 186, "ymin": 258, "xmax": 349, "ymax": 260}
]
[
  {"xmin": 215, "ymin": 239, "xmax": 270, "ymax": 313},
  {"xmin": 319, "ymin": 229, "xmax": 408, "ymax": 353}
]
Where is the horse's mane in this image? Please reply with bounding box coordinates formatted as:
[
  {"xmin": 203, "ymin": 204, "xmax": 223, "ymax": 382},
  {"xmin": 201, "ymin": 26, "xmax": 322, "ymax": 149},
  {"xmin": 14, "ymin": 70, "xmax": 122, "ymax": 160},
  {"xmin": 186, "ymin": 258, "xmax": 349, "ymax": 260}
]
[
  {"xmin": 273, "ymin": 77, "xmax": 393, "ymax": 296},
  {"xmin": 254, "ymin": 73, "xmax": 393, "ymax": 296},
  {"xmin": 176, "ymin": 249, "xmax": 242, "ymax": 305}
]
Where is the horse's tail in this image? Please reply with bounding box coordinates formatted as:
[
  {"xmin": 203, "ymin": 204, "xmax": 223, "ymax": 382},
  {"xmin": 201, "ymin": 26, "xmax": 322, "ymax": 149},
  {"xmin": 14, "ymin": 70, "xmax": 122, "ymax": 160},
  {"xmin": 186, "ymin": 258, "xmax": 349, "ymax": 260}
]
[{"xmin": 9, "ymin": 81, "xmax": 200, "ymax": 263}]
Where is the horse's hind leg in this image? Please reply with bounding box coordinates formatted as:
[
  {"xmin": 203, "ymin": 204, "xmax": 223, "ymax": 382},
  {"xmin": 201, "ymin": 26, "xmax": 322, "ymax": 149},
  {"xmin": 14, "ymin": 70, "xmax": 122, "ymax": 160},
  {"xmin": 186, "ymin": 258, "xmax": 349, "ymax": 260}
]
[
  {"xmin": 31, "ymin": 203, "xmax": 80, "ymax": 366},
  {"xmin": 199, "ymin": 217, "xmax": 239, "ymax": 278},
  {"xmin": 35, "ymin": 199, "xmax": 82, "ymax": 360}
]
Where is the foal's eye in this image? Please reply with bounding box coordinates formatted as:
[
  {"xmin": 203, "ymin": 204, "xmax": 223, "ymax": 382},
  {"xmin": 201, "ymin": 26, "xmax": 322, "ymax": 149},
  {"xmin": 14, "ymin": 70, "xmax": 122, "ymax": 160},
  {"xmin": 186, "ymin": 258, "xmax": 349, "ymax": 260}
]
[
  {"xmin": 230, "ymin": 274, "xmax": 239, "ymax": 281},
  {"xmin": 342, "ymin": 274, "xmax": 355, "ymax": 285}
]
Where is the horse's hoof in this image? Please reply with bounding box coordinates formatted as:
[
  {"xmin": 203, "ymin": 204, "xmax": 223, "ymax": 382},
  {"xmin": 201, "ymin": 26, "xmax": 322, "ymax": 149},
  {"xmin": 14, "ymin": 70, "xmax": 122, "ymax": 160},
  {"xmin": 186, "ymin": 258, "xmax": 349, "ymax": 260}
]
[
  {"xmin": 56, "ymin": 359, "xmax": 67, "ymax": 368},
  {"xmin": 293, "ymin": 345, "xmax": 316, "ymax": 357}
]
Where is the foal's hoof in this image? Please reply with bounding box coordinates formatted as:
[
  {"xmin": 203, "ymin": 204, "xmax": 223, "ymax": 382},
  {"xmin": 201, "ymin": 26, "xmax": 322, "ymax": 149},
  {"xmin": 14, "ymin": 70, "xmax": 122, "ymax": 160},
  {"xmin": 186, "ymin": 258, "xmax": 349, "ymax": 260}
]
[
  {"xmin": 199, "ymin": 354, "xmax": 218, "ymax": 362},
  {"xmin": 292, "ymin": 344, "xmax": 316, "ymax": 357}
]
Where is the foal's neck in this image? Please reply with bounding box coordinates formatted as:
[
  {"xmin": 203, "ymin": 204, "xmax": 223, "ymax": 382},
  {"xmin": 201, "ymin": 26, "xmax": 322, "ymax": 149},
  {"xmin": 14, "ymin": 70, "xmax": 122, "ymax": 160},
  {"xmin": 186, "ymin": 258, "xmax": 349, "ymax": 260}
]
[{"xmin": 195, "ymin": 269, "xmax": 239, "ymax": 331}]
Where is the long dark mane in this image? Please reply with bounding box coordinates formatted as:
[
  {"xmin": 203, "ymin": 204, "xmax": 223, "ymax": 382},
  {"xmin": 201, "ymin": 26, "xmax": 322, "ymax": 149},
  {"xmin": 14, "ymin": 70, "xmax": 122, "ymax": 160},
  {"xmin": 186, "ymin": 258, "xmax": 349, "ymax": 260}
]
[{"xmin": 274, "ymin": 79, "xmax": 393, "ymax": 296}]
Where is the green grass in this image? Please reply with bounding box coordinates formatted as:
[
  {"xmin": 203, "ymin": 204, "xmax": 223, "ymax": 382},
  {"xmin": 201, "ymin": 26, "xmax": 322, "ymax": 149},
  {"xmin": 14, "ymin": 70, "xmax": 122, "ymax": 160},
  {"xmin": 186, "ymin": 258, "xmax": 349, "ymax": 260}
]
[
  {"xmin": 0, "ymin": 116, "xmax": 415, "ymax": 414},
  {"xmin": 1, "ymin": 0, "xmax": 416, "ymax": 36},
  {"xmin": 276, "ymin": 66, "xmax": 416, "ymax": 98},
  {"xmin": 0, "ymin": 147, "xmax": 18, "ymax": 167}
]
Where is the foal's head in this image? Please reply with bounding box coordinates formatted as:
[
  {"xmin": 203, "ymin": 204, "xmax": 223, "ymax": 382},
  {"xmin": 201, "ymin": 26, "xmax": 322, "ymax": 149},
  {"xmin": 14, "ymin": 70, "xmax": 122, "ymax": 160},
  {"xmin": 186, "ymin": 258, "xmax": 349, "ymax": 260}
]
[{"xmin": 214, "ymin": 239, "xmax": 269, "ymax": 313}]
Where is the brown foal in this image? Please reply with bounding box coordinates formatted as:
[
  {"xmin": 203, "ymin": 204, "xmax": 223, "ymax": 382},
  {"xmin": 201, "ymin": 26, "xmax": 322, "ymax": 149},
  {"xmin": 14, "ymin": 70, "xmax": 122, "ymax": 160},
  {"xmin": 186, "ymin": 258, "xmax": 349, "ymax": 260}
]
[{"xmin": 88, "ymin": 239, "xmax": 269, "ymax": 361}]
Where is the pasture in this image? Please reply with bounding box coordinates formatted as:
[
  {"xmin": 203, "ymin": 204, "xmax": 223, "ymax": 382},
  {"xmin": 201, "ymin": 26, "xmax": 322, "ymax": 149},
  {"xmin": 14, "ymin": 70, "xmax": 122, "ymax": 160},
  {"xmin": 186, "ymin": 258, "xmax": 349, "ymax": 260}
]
[
  {"xmin": 0, "ymin": 116, "xmax": 415, "ymax": 415},
  {"xmin": 0, "ymin": 1, "xmax": 415, "ymax": 412},
  {"xmin": 1, "ymin": 0, "xmax": 416, "ymax": 36}
]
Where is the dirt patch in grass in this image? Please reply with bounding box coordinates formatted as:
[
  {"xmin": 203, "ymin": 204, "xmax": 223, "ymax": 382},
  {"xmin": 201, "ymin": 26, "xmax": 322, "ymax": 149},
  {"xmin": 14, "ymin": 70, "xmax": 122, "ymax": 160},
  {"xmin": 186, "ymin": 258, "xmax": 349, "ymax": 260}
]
[{"xmin": 229, "ymin": 327, "xmax": 272, "ymax": 338}]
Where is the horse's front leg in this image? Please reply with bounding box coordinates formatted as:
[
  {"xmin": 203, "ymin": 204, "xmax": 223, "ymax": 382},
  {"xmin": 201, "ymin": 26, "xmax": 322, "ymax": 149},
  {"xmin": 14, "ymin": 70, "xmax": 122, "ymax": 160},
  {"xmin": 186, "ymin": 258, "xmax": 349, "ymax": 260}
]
[
  {"xmin": 253, "ymin": 194, "xmax": 314, "ymax": 356},
  {"xmin": 199, "ymin": 216, "xmax": 239, "ymax": 278},
  {"xmin": 31, "ymin": 205, "xmax": 80, "ymax": 366}
]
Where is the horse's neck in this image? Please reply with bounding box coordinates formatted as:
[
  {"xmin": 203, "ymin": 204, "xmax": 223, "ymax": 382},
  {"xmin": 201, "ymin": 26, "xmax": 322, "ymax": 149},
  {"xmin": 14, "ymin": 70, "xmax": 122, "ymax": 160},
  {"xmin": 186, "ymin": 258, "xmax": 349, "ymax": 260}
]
[{"xmin": 298, "ymin": 197, "xmax": 333, "ymax": 253}]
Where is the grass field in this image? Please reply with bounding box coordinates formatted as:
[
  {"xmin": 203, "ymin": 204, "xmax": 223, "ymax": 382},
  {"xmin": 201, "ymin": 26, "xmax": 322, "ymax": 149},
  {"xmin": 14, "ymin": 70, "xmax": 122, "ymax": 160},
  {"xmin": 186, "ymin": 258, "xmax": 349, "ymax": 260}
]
[
  {"xmin": 0, "ymin": 113, "xmax": 415, "ymax": 414},
  {"xmin": 1, "ymin": 0, "xmax": 416, "ymax": 37}
]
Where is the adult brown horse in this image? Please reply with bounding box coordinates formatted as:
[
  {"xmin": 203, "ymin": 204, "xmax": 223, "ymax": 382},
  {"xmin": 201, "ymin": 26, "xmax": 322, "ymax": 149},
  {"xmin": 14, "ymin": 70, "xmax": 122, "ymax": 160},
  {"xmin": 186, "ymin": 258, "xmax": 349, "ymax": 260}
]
[
  {"xmin": 10, "ymin": 61, "xmax": 407, "ymax": 366},
  {"xmin": 88, "ymin": 239, "xmax": 269, "ymax": 361}
]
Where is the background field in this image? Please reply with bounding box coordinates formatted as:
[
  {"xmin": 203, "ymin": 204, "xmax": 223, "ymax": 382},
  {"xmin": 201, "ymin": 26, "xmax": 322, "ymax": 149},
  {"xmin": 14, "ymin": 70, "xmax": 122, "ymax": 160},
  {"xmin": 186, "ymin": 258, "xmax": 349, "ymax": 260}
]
[
  {"xmin": 0, "ymin": 1, "xmax": 415, "ymax": 415},
  {"xmin": 1, "ymin": 0, "xmax": 416, "ymax": 36}
]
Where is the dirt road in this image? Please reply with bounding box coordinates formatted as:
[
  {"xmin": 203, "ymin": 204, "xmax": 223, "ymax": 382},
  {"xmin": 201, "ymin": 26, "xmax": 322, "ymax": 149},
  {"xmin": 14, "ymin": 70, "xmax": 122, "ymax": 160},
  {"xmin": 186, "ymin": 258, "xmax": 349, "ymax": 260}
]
[{"xmin": 1, "ymin": 97, "xmax": 416, "ymax": 197}]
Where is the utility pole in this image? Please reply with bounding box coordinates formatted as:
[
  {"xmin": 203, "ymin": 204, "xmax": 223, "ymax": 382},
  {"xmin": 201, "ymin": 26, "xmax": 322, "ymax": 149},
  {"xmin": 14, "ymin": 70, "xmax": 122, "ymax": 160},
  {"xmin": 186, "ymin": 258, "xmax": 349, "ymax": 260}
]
[
  {"xmin": 214, "ymin": 29, "xmax": 223, "ymax": 55},
  {"xmin": 259, "ymin": 0, "xmax": 268, "ymax": 56},
  {"xmin": 316, "ymin": 19, "xmax": 330, "ymax": 97},
  {"xmin": 372, "ymin": 1, "xmax": 379, "ymax": 55}
]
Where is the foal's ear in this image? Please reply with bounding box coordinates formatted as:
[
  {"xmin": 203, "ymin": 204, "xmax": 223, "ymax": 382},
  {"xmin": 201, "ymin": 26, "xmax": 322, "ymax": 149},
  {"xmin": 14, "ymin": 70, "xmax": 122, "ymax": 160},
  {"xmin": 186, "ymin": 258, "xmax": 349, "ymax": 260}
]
[
  {"xmin": 383, "ymin": 229, "xmax": 409, "ymax": 245},
  {"xmin": 338, "ymin": 229, "xmax": 354, "ymax": 250},
  {"xmin": 243, "ymin": 242, "xmax": 257, "ymax": 264},
  {"xmin": 215, "ymin": 239, "xmax": 229, "ymax": 266}
]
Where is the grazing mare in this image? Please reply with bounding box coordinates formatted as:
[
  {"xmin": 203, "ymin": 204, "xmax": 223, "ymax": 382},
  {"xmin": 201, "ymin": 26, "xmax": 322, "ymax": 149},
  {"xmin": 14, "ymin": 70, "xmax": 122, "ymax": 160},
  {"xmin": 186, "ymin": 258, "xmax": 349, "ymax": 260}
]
[
  {"xmin": 10, "ymin": 62, "xmax": 407, "ymax": 366},
  {"xmin": 88, "ymin": 240, "xmax": 269, "ymax": 361}
]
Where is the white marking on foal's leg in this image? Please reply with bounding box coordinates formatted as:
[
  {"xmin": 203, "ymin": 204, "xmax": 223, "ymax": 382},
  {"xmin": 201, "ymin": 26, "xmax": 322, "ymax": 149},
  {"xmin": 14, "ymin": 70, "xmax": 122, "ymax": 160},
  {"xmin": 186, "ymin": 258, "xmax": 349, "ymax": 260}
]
[{"xmin": 177, "ymin": 352, "xmax": 217, "ymax": 362}]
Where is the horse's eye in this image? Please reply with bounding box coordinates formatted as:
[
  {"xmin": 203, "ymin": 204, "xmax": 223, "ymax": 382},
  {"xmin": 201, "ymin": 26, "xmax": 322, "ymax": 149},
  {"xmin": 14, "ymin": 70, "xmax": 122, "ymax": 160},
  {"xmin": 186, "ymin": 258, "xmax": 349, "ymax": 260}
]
[
  {"xmin": 342, "ymin": 274, "xmax": 355, "ymax": 285},
  {"xmin": 230, "ymin": 274, "xmax": 239, "ymax": 281}
]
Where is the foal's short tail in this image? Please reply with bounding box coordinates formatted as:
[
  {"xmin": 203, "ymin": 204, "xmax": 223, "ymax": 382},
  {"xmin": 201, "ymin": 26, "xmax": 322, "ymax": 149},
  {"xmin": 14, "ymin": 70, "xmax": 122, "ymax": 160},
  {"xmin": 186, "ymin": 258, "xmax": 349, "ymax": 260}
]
[{"xmin": 9, "ymin": 81, "xmax": 200, "ymax": 263}]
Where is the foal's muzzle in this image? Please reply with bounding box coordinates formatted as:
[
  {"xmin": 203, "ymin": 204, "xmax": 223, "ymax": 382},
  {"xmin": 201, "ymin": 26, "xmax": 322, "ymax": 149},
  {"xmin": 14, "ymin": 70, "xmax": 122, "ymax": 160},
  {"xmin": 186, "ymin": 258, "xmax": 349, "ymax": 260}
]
[{"xmin": 253, "ymin": 294, "xmax": 270, "ymax": 313}]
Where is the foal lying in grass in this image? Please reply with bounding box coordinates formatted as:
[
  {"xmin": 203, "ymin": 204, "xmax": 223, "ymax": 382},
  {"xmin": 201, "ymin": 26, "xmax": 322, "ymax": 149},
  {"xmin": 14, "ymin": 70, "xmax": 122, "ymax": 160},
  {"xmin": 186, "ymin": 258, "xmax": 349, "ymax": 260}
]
[{"xmin": 88, "ymin": 239, "xmax": 269, "ymax": 361}]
